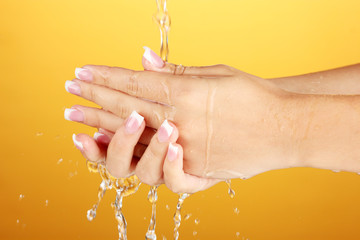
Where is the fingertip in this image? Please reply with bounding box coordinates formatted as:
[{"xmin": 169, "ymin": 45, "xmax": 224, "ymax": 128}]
[
  {"xmin": 167, "ymin": 143, "xmax": 181, "ymax": 162},
  {"xmin": 166, "ymin": 121, "xmax": 179, "ymax": 142},
  {"xmin": 142, "ymin": 56, "xmax": 153, "ymax": 71},
  {"xmin": 93, "ymin": 132, "xmax": 111, "ymax": 145},
  {"xmin": 73, "ymin": 133, "xmax": 105, "ymax": 162}
]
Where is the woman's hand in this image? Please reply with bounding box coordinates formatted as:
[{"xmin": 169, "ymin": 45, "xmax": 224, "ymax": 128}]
[
  {"xmin": 71, "ymin": 111, "xmax": 219, "ymax": 193},
  {"xmin": 66, "ymin": 47, "xmax": 299, "ymax": 180}
]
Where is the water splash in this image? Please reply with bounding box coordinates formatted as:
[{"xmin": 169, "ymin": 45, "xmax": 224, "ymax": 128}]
[
  {"xmin": 184, "ymin": 213, "xmax": 192, "ymax": 221},
  {"xmin": 87, "ymin": 180, "xmax": 107, "ymax": 221},
  {"xmin": 173, "ymin": 193, "xmax": 190, "ymax": 240},
  {"xmin": 19, "ymin": 194, "xmax": 24, "ymax": 201},
  {"xmin": 233, "ymin": 207, "xmax": 240, "ymax": 215},
  {"xmin": 225, "ymin": 180, "xmax": 235, "ymax": 198},
  {"xmin": 154, "ymin": 0, "xmax": 171, "ymax": 61},
  {"xmin": 86, "ymin": 161, "xmax": 141, "ymax": 240},
  {"xmin": 146, "ymin": 186, "xmax": 159, "ymax": 240}
]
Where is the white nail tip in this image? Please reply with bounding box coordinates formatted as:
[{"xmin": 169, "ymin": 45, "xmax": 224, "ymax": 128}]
[
  {"xmin": 65, "ymin": 80, "xmax": 74, "ymax": 93},
  {"xmin": 72, "ymin": 134, "xmax": 83, "ymax": 150},
  {"xmin": 130, "ymin": 110, "xmax": 144, "ymax": 125},
  {"xmin": 169, "ymin": 143, "xmax": 178, "ymax": 155},
  {"xmin": 143, "ymin": 46, "xmax": 154, "ymax": 65},
  {"xmin": 64, "ymin": 108, "xmax": 76, "ymax": 121},
  {"xmin": 93, "ymin": 132, "xmax": 105, "ymax": 140},
  {"xmin": 162, "ymin": 119, "xmax": 173, "ymax": 137},
  {"xmin": 75, "ymin": 67, "xmax": 85, "ymax": 79}
]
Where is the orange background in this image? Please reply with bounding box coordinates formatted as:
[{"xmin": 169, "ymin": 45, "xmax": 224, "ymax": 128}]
[{"xmin": 1, "ymin": 0, "xmax": 360, "ymax": 239}]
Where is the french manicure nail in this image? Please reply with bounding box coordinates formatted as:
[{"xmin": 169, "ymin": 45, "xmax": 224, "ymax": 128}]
[
  {"xmin": 94, "ymin": 132, "xmax": 110, "ymax": 145},
  {"xmin": 143, "ymin": 46, "xmax": 165, "ymax": 68},
  {"xmin": 65, "ymin": 81, "xmax": 81, "ymax": 96},
  {"xmin": 64, "ymin": 108, "xmax": 84, "ymax": 122},
  {"xmin": 75, "ymin": 67, "xmax": 93, "ymax": 81},
  {"xmin": 72, "ymin": 134, "xmax": 83, "ymax": 150},
  {"xmin": 158, "ymin": 119, "xmax": 173, "ymax": 142},
  {"xmin": 167, "ymin": 143, "xmax": 178, "ymax": 162},
  {"xmin": 125, "ymin": 111, "xmax": 144, "ymax": 134}
]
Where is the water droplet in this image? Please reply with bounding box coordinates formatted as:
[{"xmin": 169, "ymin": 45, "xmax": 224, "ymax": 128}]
[
  {"xmin": 225, "ymin": 180, "xmax": 235, "ymax": 198},
  {"xmin": 19, "ymin": 194, "xmax": 24, "ymax": 201},
  {"xmin": 184, "ymin": 213, "xmax": 192, "ymax": 221},
  {"xmin": 193, "ymin": 231, "xmax": 197, "ymax": 236},
  {"xmin": 16, "ymin": 219, "xmax": 20, "ymax": 224},
  {"xmin": 45, "ymin": 200, "xmax": 49, "ymax": 207},
  {"xmin": 35, "ymin": 132, "xmax": 43, "ymax": 136},
  {"xmin": 236, "ymin": 232, "xmax": 240, "ymax": 238},
  {"xmin": 57, "ymin": 158, "xmax": 63, "ymax": 164},
  {"xmin": 165, "ymin": 204, "xmax": 170, "ymax": 210},
  {"xmin": 87, "ymin": 209, "xmax": 96, "ymax": 221},
  {"xmin": 233, "ymin": 207, "xmax": 240, "ymax": 215},
  {"xmin": 332, "ymin": 170, "xmax": 340, "ymax": 173},
  {"xmin": 194, "ymin": 219, "xmax": 200, "ymax": 225}
]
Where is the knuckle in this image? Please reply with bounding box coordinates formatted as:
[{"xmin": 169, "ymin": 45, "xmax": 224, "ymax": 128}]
[
  {"xmin": 115, "ymin": 101, "xmax": 131, "ymax": 119},
  {"xmin": 87, "ymin": 86, "xmax": 98, "ymax": 102},
  {"xmin": 101, "ymin": 66, "xmax": 112, "ymax": 87},
  {"xmin": 126, "ymin": 71, "xmax": 142, "ymax": 96}
]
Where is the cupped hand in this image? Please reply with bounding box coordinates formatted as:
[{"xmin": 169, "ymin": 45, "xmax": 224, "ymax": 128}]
[
  {"xmin": 66, "ymin": 47, "xmax": 297, "ymax": 180},
  {"xmin": 71, "ymin": 111, "xmax": 219, "ymax": 193}
]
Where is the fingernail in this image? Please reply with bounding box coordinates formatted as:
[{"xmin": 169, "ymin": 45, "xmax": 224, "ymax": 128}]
[
  {"xmin": 125, "ymin": 111, "xmax": 144, "ymax": 134},
  {"xmin": 143, "ymin": 46, "xmax": 164, "ymax": 68},
  {"xmin": 167, "ymin": 143, "xmax": 178, "ymax": 162},
  {"xmin": 75, "ymin": 67, "xmax": 93, "ymax": 81},
  {"xmin": 72, "ymin": 134, "xmax": 83, "ymax": 150},
  {"xmin": 158, "ymin": 119, "xmax": 173, "ymax": 142},
  {"xmin": 65, "ymin": 81, "xmax": 81, "ymax": 96},
  {"xmin": 94, "ymin": 132, "xmax": 110, "ymax": 145},
  {"xmin": 64, "ymin": 108, "xmax": 84, "ymax": 122}
]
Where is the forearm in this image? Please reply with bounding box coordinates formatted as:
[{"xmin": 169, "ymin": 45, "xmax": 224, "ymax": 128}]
[
  {"xmin": 270, "ymin": 64, "xmax": 360, "ymax": 95},
  {"xmin": 288, "ymin": 93, "xmax": 360, "ymax": 173}
]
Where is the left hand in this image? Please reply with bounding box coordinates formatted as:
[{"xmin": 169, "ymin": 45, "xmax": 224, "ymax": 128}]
[{"xmin": 71, "ymin": 110, "xmax": 220, "ymax": 193}]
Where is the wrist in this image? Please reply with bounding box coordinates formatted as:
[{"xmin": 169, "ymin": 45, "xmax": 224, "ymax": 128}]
[
  {"xmin": 274, "ymin": 91, "xmax": 310, "ymax": 170},
  {"xmin": 280, "ymin": 93, "xmax": 360, "ymax": 172}
]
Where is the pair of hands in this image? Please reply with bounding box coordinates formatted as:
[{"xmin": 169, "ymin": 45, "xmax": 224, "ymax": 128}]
[{"xmin": 65, "ymin": 47, "xmax": 295, "ymax": 193}]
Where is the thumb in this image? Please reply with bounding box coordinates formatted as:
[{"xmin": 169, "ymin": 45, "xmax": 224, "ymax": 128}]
[{"xmin": 142, "ymin": 46, "xmax": 235, "ymax": 76}]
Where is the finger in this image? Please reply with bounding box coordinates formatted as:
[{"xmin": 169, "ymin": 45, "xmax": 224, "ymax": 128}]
[
  {"xmin": 72, "ymin": 133, "xmax": 106, "ymax": 163},
  {"xmin": 93, "ymin": 131, "xmax": 112, "ymax": 146},
  {"xmin": 142, "ymin": 46, "xmax": 236, "ymax": 76},
  {"xmin": 74, "ymin": 62, "xmax": 184, "ymax": 105},
  {"xmin": 106, "ymin": 111, "xmax": 145, "ymax": 178},
  {"xmin": 163, "ymin": 143, "xmax": 221, "ymax": 194},
  {"xmin": 65, "ymin": 105, "xmax": 156, "ymax": 145},
  {"xmin": 135, "ymin": 120, "xmax": 179, "ymax": 186},
  {"xmin": 69, "ymin": 80, "xmax": 170, "ymax": 129},
  {"xmin": 94, "ymin": 130, "xmax": 147, "ymax": 159}
]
